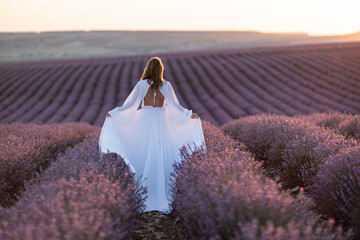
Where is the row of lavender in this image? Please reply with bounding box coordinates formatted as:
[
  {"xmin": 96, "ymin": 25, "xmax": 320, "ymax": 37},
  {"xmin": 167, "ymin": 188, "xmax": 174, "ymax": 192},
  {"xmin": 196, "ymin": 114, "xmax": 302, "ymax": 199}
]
[
  {"xmin": 169, "ymin": 120, "xmax": 354, "ymax": 239},
  {"xmin": 296, "ymin": 112, "xmax": 360, "ymax": 140},
  {"xmin": 0, "ymin": 122, "xmax": 98, "ymax": 207},
  {"xmin": 221, "ymin": 112, "xmax": 360, "ymax": 238},
  {"xmin": 0, "ymin": 124, "xmax": 146, "ymax": 240},
  {"xmin": 1, "ymin": 41, "xmax": 360, "ymax": 127}
]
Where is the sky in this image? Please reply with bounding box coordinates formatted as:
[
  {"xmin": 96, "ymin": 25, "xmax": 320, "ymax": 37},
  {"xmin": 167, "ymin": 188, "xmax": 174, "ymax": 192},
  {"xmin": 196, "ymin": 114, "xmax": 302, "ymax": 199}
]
[{"xmin": 0, "ymin": 0, "xmax": 359, "ymax": 35}]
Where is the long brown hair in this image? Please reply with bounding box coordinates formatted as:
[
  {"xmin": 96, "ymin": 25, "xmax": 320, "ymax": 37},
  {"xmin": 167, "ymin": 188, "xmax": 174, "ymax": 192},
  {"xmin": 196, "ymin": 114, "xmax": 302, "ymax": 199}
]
[{"xmin": 139, "ymin": 57, "xmax": 166, "ymax": 90}]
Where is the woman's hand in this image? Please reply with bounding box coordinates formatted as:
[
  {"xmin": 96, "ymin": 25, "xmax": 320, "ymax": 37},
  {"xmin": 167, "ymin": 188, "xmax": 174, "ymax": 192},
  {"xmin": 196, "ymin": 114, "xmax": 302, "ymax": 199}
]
[
  {"xmin": 107, "ymin": 113, "xmax": 111, "ymax": 118},
  {"xmin": 191, "ymin": 112, "xmax": 199, "ymax": 119}
]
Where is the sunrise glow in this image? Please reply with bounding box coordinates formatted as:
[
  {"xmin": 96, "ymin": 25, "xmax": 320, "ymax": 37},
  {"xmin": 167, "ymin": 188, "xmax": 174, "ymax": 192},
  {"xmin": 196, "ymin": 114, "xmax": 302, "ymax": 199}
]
[{"xmin": 0, "ymin": 0, "xmax": 359, "ymax": 35}]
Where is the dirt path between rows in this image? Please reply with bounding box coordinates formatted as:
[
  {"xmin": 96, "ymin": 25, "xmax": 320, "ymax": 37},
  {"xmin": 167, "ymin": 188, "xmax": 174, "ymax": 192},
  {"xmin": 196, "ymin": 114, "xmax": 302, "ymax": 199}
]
[{"xmin": 130, "ymin": 211, "xmax": 188, "ymax": 240}]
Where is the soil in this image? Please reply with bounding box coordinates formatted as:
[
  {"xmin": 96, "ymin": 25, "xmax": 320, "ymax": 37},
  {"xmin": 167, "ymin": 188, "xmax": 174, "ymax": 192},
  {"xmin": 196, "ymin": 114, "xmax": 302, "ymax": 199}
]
[{"xmin": 129, "ymin": 210, "xmax": 189, "ymax": 240}]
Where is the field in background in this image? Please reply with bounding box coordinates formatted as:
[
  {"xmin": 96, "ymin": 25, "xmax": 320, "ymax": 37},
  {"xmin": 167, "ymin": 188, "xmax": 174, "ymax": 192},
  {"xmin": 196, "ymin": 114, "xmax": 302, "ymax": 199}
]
[
  {"xmin": 1, "ymin": 41, "xmax": 359, "ymax": 127},
  {"xmin": 1, "ymin": 30, "xmax": 360, "ymax": 63}
]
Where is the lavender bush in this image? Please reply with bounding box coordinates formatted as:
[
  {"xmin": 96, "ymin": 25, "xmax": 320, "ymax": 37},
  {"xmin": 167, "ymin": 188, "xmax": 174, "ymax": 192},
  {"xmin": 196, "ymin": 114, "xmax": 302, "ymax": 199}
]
[
  {"xmin": 25, "ymin": 133, "xmax": 147, "ymax": 215},
  {"xmin": 170, "ymin": 121, "xmax": 351, "ymax": 239},
  {"xmin": 0, "ymin": 167, "xmax": 133, "ymax": 240},
  {"xmin": 0, "ymin": 122, "xmax": 98, "ymax": 207},
  {"xmin": 0, "ymin": 133, "xmax": 146, "ymax": 240},
  {"xmin": 296, "ymin": 112, "xmax": 360, "ymax": 140},
  {"xmin": 231, "ymin": 217, "xmax": 351, "ymax": 240},
  {"xmin": 221, "ymin": 113, "xmax": 358, "ymax": 189},
  {"xmin": 310, "ymin": 145, "xmax": 360, "ymax": 237}
]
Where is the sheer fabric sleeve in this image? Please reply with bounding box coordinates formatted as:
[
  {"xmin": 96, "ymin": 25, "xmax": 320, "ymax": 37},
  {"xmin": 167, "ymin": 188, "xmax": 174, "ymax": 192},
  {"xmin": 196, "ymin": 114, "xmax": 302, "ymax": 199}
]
[
  {"xmin": 107, "ymin": 81, "xmax": 142, "ymax": 125},
  {"xmin": 165, "ymin": 82, "xmax": 193, "ymax": 125}
]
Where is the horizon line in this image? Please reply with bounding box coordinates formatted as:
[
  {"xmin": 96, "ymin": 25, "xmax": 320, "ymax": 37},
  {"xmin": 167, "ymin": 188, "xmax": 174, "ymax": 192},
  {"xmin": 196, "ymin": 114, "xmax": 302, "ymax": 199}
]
[{"xmin": 0, "ymin": 29, "xmax": 359, "ymax": 37}]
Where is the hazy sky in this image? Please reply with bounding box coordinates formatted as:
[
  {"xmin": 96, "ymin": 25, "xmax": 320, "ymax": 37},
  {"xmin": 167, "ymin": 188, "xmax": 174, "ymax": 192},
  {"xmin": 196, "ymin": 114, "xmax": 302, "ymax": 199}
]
[{"xmin": 1, "ymin": 0, "xmax": 359, "ymax": 35}]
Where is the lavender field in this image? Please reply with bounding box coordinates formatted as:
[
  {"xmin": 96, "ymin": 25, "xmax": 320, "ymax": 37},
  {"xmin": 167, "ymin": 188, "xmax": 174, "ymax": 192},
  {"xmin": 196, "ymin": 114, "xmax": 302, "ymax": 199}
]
[
  {"xmin": 1, "ymin": 114, "xmax": 359, "ymax": 239},
  {"xmin": 1, "ymin": 41, "xmax": 360, "ymax": 239},
  {"xmin": 1, "ymin": 41, "xmax": 360, "ymax": 127}
]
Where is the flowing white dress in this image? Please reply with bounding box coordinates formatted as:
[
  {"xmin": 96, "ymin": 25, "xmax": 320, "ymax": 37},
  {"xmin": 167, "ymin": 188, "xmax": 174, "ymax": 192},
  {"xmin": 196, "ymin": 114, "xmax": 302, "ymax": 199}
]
[{"xmin": 98, "ymin": 79, "xmax": 206, "ymax": 213}]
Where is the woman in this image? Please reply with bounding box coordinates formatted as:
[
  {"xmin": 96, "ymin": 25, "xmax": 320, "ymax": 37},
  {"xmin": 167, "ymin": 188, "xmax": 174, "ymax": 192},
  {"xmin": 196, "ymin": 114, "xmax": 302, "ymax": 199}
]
[{"xmin": 99, "ymin": 56, "xmax": 206, "ymax": 214}]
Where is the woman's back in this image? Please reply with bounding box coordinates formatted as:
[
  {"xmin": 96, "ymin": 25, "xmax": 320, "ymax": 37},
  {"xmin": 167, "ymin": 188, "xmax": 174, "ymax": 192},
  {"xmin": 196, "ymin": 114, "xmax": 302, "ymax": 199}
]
[{"xmin": 143, "ymin": 83, "xmax": 165, "ymax": 107}]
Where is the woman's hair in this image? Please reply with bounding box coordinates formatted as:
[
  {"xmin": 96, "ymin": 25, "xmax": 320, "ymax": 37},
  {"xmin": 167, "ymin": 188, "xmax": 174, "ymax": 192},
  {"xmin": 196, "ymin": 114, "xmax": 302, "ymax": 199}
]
[{"xmin": 139, "ymin": 56, "xmax": 166, "ymax": 90}]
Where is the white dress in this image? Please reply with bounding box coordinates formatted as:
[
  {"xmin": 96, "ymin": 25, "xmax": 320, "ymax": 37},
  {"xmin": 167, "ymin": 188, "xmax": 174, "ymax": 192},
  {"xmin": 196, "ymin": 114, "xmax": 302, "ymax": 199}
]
[{"xmin": 98, "ymin": 79, "xmax": 206, "ymax": 213}]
